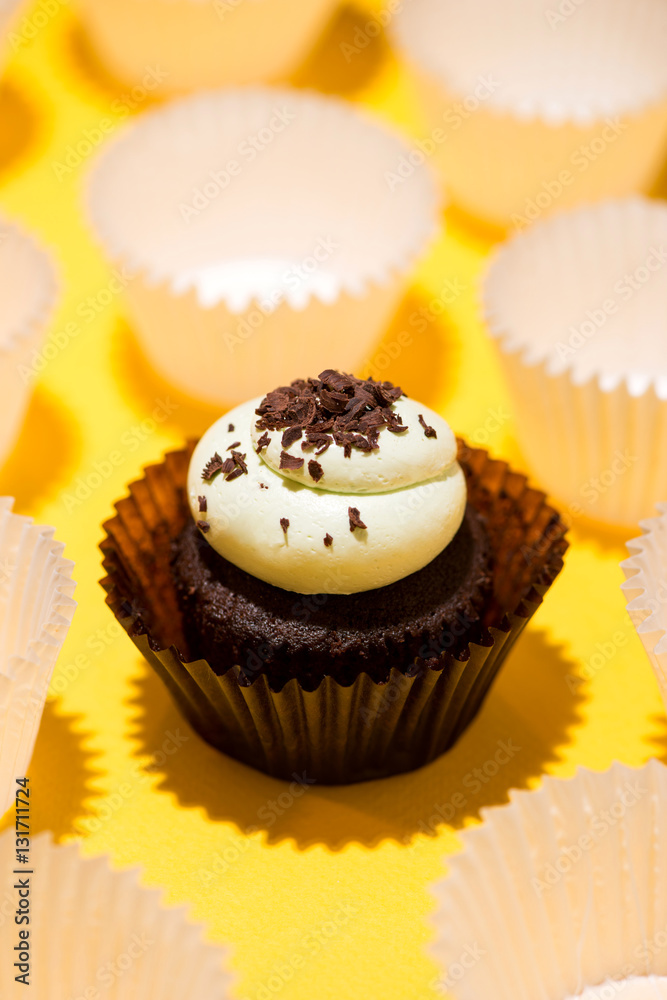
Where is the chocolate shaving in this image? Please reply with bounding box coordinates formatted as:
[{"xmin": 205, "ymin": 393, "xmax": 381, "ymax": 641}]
[
  {"xmin": 228, "ymin": 423, "xmax": 235, "ymax": 432},
  {"xmin": 348, "ymin": 507, "xmax": 367, "ymax": 532},
  {"xmin": 255, "ymin": 370, "xmax": 406, "ymax": 458},
  {"xmin": 230, "ymin": 451, "xmax": 248, "ymax": 474},
  {"xmin": 418, "ymin": 414, "xmax": 437, "ymax": 439},
  {"xmin": 308, "ymin": 460, "xmax": 324, "ymax": 483},
  {"xmin": 197, "ymin": 520, "xmax": 210, "ymax": 533},
  {"xmin": 280, "ymin": 518, "xmax": 289, "ymax": 535},
  {"xmin": 226, "ymin": 441, "xmax": 241, "ymax": 451},
  {"xmin": 324, "ymin": 533, "xmax": 333, "ymax": 547},
  {"xmin": 280, "ymin": 452, "xmax": 304, "ymax": 471},
  {"xmin": 221, "ymin": 458, "xmax": 236, "ymax": 476},
  {"xmin": 202, "ymin": 453, "xmax": 224, "ymax": 481},
  {"xmin": 255, "ymin": 432, "xmax": 271, "ymax": 454},
  {"xmin": 281, "ymin": 426, "xmax": 303, "ymax": 449},
  {"xmin": 198, "ymin": 495, "xmax": 207, "ymax": 513},
  {"xmin": 225, "ymin": 467, "xmax": 245, "ymax": 482}
]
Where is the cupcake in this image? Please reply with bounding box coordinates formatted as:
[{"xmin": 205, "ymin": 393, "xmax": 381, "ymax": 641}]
[
  {"xmin": 77, "ymin": 0, "xmax": 340, "ymax": 96},
  {"xmin": 86, "ymin": 87, "xmax": 440, "ymax": 407},
  {"xmin": 0, "ymin": 831, "xmax": 232, "ymax": 999},
  {"xmin": 483, "ymin": 196, "xmax": 667, "ymax": 526},
  {"xmin": 0, "ymin": 498, "xmax": 76, "ymax": 817},
  {"xmin": 0, "ymin": 217, "xmax": 58, "ymax": 469},
  {"xmin": 621, "ymin": 504, "xmax": 667, "ymax": 711},
  {"xmin": 430, "ymin": 760, "xmax": 667, "ymax": 1000},
  {"xmin": 391, "ymin": 0, "xmax": 667, "ymax": 228},
  {"xmin": 101, "ymin": 371, "xmax": 567, "ymax": 784}
]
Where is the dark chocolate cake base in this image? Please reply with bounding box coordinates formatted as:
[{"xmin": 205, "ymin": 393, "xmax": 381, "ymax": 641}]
[{"xmin": 172, "ymin": 507, "xmax": 493, "ymax": 690}]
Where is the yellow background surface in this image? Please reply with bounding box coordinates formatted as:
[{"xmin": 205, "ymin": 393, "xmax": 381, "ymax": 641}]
[{"xmin": 1, "ymin": 2, "xmax": 666, "ymax": 998}]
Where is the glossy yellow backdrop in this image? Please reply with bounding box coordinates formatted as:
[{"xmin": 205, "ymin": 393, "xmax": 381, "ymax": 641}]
[{"xmin": 1, "ymin": 2, "xmax": 666, "ymax": 998}]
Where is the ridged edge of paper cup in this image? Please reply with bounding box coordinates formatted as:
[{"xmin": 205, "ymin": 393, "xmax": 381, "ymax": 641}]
[
  {"xmin": 0, "ymin": 830, "xmax": 233, "ymax": 999},
  {"xmin": 391, "ymin": 0, "xmax": 667, "ymax": 125},
  {"xmin": 0, "ymin": 498, "xmax": 76, "ymax": 816},
  {"xmin": 430, "ymin": 759, "xmax": 667, "ymax": 1000},
  {"xmin": 98, "ymin": 441, "xmax": 567, "ymax": 784},
  {"xmin": 0, "ymin": 216, "xmax": 58, "ymax": 357},
  {"xmin": 86, "ymin": 86, "xmax": 441, "ymax": 313},
  {"xmin": 621, "ymin": 503, "xmax": 667, "ymax": 708}
]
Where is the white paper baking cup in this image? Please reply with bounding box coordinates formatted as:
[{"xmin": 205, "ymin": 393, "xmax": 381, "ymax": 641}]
[
  {"xmin": 621, "ymin": 504, "xmax": 667, "ymax": 711},
  {"xmin": 0, "ymin": 499, "xmax": 76, "ymax": 817},
  {"xmin": 483, "ymin": 196, "xmax": 667, "ymax": 526},
  {"xmin": 391, "ymin": 0, "xmax": 667, "ymax": 227},
  {"xmin": 87, "ymin": 87, "xmax": 440, "ymax": 405},
  {"xmin": 430, "ymin": 760, "xmax": 667, "ymax": 1000},
  {"xmin": 0, "ymin": 831, "xmax": 232, "ymax": 999},
  {"xmin": 76, "ymin": 0, "xmax": 340, "ymax": 95},
  {"xmin": 0, "ymin": 0, "xmax": 22, "ymax": 69},
  {"xmin": 0, "ymin": 218, "xmax": 58, "ymax": 470}
]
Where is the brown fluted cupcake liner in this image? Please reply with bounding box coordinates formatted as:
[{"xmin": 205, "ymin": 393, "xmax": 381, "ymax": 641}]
[{"xmin": 100, "ymin": 441, "xmax": 567, "ymax": 784}]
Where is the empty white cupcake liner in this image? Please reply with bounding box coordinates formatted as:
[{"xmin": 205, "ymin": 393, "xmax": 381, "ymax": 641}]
[
  {"xmin": 77, "ymin": 0, "xmax": 340, "ymax": 95},
  {"xmin": 483, "ymin": 196, "xmax": 667, "ymax": 526},
  {"xmin": 430, "ymin": 760, "xmax": 667, "ymax": 1000},
  {"xmin": 621, "ymin": 503, "xmax": 667, "ymax": 711},
  {"xmin": 0, "ymin": 498, "xmax": 76, "ymax": 817},
  {"xmin": 0, "ymin": 831, "xmax": 232, "ymax": 999},
  {"xmin": 391, "ymin": 0, "xmax": 667, "ymax": 226},
  {"xmin": 0, "ymin": 217, "xmax": 58, "ymax": 469},
  {"xmin": 0, "ymin": 0, "xmax": 22, "ymax": 63},
  {"xmin": 87, "ymin": 87, "xmax": 440, "ymax": 405}
]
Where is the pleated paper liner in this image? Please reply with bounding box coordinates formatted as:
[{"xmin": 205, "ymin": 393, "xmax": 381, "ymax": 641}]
[
  {"xmin": 86, "ymin": 87, "xmax": 440, "ymax": 406},
  {"xmin": 621, "ymin": 503, "xmax": 667, "ymax": 711},
  {"xmin": 484, "ymin": 197, "xmax": 667, "ymax": 526},
  {"xmin": 430, "ymin": 760, "xmax": 667, "ymax": 1000},
  {"xmin": 0, "ymin": 217, "xmax": 58, "ymax": 469},
  {"xmin": 0, "ymin": 831, "xmax": 232, "ymax": 1000},
  {"xmin": 77, "ymin": 0, "xmax": 339, "ymax": 96},
  {"xmin": 391, "ymin": 0, "xmax": 667, "ymax": 227},
  {"xmin": 0, "ymin": 498, "xmax": 76, "ymax": 817},
  {"xmin": 100, "ymin": 440, "xmax": 567, "ymax": 785}
]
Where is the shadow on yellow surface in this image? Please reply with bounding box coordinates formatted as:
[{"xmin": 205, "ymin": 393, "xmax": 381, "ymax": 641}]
[
  {"xmin": 127, "ymin": 627, "xmax": 583, "ymax": 850},
  {"xmin": 0, "ymin": 386, "xmax": 81, "ymax": 515},
  {"xmin": 292, "ymin": 3, "xmax": 389, "ymax": 96},
  {"xmin": 111, "ymin": 321, "xmax": 227, "ymax": 441},
  {"xmin": 0, "ymin": 699, "xmax": 103, "ymax": 842},
  {"xmin": 62, "ymin": 2, "xmax": 386, "ymax": 107},
  {"xmin": 0, "ymin": 75, "xmax": 43, "ymax": 179},
  {"xmin": 360, "ymin": 291, "xmax": 460, "ymax": 410}
]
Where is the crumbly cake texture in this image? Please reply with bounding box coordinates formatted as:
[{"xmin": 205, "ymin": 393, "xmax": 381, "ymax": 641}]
[{"xmin": 171, "ymin": 504, "xmax": 493, "ymax": 690}]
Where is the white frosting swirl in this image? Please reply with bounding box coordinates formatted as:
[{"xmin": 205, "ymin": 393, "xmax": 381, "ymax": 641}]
[{"xmin": 187, "ymin": 396, "xmax": 466, "ymax": 595}]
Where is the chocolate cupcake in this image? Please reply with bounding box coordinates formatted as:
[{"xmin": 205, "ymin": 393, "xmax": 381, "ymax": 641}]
[{"xmin": 101, "ymin": 371, "xmax": 568, "ymax": 784}]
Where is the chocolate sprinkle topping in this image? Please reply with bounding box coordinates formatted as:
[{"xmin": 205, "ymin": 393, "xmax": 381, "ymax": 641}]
[
  {"xmin": 308, "ymin": 460, "xmax": 324, "ymax": 483},
  {"xmin": 281, "ymin": 426, "xmax": 303, "ymax": 449},
  {"xmin": 226, "ymin": 441, "xmax": 241, "ymax": 451},
  {"xmin": 198, "ymin": 495, "xmax": 207, "ymax": 512},
  {"xmin": 225, "ymin": 467, "xmax": 245, "ymax": 482},
  {"xmin": 228, "ymin": 423, "xmax": 235, "ymax": 433},
  {"xmin": 280, "ymin": 518, "xmax": 290, "ymax": 535},
  {"xmin": 259, "ymin": 483, "xmax": 269, "ymax": 490},
  {"xmin": 255, "ymin": 432, "xmax": 271, "ymax": 454},
  {"xmin": 418, "ymin": 414, "xmax": 437, "ymax": 439},
  {"xmin": 324, "ymin": 533, "xmax": 333, "ymax": 547},
  {"xmin": 197, "ymin": 520, "xmax": 210, "ymax": 533},
  {"xmin": 230, "ymin": 451, "xmax": 248, "ymax": 474},
  {"xmin": 348, "ymin": 507, "xmax": 367, "ymax": 532},
  {"xmin": 280, "ymin": 452, "xmax": 304, "ymax": 471},
  {"xmin": 255, "ymin": 370, "xmax": 406, "ymax": 457},
  {"xmin": 202, "ymin": 453, "xmax": 224, "ymax": 481}
]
